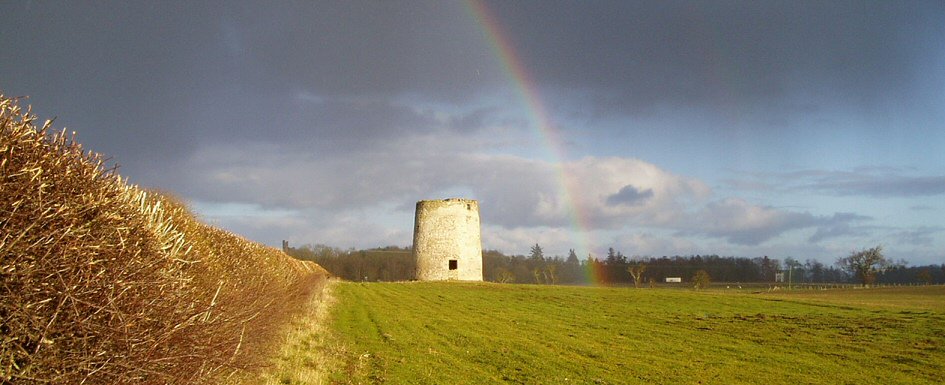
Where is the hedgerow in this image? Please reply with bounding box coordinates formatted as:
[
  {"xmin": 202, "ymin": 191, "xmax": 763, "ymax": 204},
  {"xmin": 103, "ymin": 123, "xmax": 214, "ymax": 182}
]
[{"xmin": 0, "ymin": 95, "xmax": 326, "ymax": 384}]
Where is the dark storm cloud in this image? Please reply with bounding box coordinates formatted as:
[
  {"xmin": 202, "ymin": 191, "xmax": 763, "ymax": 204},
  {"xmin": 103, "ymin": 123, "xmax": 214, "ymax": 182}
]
[
  {"xmin": 485, "ymin": 0, "xmax": 944, "ymax": 115},
  {"xmin": 606, "ymin": 185, "xmax": 654, "ymax": 206},
  {"xmin": 1, "ymin": 1, "xmax": 498, "ymax": 98},
  {"xmin": 1, "ymin": 2, "xmax": 239, "ymax": 179},
  {"xmin": 447, "ymin": 107, "xmax": 500, "ymax": 133},
  {"xmin": 0, "ymin": 1, "xmax": 495, "ymax": 184},
  {"xmin": 191, "ymin": 93, "xmax": 444, "ymax": 152},
  {"xmin": 215, "ymin": 1, "xmax": 498, "ymax": 99},
  {"xmin": 4, "ymin": 0, "xmax": 942, "ymax": 166}
]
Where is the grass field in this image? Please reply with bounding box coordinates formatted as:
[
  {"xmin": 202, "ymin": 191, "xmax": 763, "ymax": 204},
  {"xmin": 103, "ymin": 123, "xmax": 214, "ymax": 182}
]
[
  {"xmin": 270, "ymin": 283, "xmax": 945, "ymax": 384},
  {"xmin": 756, "ymin": 286, "xmax": 945, "ymax": 312}
]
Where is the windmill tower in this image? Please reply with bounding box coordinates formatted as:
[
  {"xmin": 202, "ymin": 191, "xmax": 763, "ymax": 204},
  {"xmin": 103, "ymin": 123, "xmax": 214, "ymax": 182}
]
[{"xmin": 412, "ymin": 198, "xmax": 483, "ymax": 281}]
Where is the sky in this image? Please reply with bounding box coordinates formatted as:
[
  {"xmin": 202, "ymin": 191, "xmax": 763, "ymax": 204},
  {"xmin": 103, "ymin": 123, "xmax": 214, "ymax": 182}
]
[{"xmin": 2, "ymin": 1, "xmax": 944, "ymax": 265}]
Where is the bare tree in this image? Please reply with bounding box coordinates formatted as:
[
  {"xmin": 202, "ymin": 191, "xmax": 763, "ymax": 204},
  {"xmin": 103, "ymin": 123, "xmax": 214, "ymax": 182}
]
[
  {"xmin": 495, "ymin": 268, "xmax": 515, "ymax": 283},
  {"xmin": 532, "ymin": 268, "xmax": 544, "ymax": 284},
  {"xmin": 836, "ymin": 245, "xmax": 890, "ymax": 286},
  {"xmin": 545, "ymin": 264, "xmax": 559, "ymax": 285},
  {"xmin": 692, "ymin": 270, "xmax": 711, "ymax": 289},
  {"xmin": 627, "ymin": 262, "xmax": 647, "ymax": 288}
]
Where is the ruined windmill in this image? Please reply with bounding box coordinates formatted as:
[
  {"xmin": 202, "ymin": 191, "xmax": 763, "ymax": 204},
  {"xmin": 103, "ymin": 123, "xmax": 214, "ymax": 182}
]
[{"xmin": 412, "ymin": 198, "xmax": 483, "ymax": 281}]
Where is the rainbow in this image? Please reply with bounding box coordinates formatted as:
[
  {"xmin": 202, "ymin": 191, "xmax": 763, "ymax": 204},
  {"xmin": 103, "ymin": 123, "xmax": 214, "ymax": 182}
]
[{"xmin": 466, "ymin": 0, "xmax": 601, "ymax": 284}]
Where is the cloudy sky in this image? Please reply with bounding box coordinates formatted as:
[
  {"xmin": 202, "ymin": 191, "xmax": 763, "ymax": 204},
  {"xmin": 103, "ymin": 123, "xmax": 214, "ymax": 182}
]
[{"xmin": 3, "ymin": 1, "xmax": 944, "ymax": 265}]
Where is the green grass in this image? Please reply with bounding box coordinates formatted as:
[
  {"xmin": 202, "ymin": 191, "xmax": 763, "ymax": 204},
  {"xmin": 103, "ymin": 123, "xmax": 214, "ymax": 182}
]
[
  {"xmin": 757, "ymin": 285, "xmax": 945, "ymax": 312},
  {"xmin": 323, "ymin": 282, "xmax": 945, "ymax": 384}
]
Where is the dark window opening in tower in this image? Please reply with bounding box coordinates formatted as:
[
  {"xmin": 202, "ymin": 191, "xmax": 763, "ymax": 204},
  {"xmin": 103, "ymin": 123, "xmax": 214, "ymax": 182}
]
[
  {"xmin": 467, "ymin": 203, "xmax": 471, "ymax": 210},
  {"xmin": 449, "ymin": 259, "xmax": 458, "ymax": 270}
]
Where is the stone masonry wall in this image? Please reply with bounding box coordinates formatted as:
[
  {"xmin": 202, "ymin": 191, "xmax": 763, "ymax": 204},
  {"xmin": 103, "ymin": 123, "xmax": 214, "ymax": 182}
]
[{"xmin": 413, "ymin": 198, "xmax": 483, "ymax": 281}]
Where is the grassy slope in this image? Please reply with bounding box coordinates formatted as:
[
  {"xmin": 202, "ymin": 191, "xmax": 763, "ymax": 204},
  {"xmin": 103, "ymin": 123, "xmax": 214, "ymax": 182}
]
[{"xmin": 322, "ymin": 283, "xmax": 944, "ymax": 385}]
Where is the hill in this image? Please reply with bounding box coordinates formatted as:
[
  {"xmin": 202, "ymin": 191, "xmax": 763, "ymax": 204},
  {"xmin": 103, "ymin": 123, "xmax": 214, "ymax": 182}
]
[{"xmin": 0, "ymin": 95, "xmax": 327, "ymax": 384}]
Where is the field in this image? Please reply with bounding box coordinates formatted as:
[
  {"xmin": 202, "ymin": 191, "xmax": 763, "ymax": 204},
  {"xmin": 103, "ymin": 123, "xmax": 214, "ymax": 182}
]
[{"xmin": 266, "ymin": 282, "xmax": 945, "ymax": 385}]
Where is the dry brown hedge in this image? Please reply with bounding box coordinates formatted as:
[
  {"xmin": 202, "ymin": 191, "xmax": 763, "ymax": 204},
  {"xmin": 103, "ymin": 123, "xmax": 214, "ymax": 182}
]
[{"xmin": 0, "ymin": 95, "xmax": 327, "ymax": 384}]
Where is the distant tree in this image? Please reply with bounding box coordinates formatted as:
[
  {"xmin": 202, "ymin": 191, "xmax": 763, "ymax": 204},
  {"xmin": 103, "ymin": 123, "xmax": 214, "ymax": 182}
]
[
  {"xmin": 529, "ymin": 243, "xmax": 544, "ymax": 261},
  {"xmin": 784, "ymin": 257, "xmax": 803, "ymax": 286},
  {"xmin": 513, "ymin": 264, "xmax": 531, "ymax": 283},
  {"xmin": 495, "ymin": 267, "xmax": 515, "ymax": 283},
  {"xmin": 545, "ymin": 264, "xmax": 559, "ymax": 285},
  {"xmin": 532, "ymin": 268, "xmax": 544, "ymax": 284},
  {"xmin": 692, "ymin": 270, "xmax": 711, "ymax": 289},
  {"xmin": 836, "ymin": 246, "xmax": 890, "ymax": 286},
  {"xmin": 805, "ymin": 259, "xmax": 825, "ymax": 283},
  {"xmin": 566, "ymin": 249, "xmax": 579, "ymax": 265},
  {"xmin": 917, "ymin": 268, "xmax": 932, "ymax": 285},
  {"xmin": 601, "ymin": 248, "xmax": 629, "ymax": 283},
  {"xmin": 758, "ymin": 256, "xmax": 778, "ymax": 282},
  {"xmin": 627, "ymin": 262, "xmax": 647, "ymax": 288},
  {"xmin": 586, "ymin": 256, "xmax": 601, "ymax": 283},
  {"xmin": 605, "ymin": 248, "xmax": 618, "ymax": 265},
  {"xmin": 559, "ymin": 249, "xmax": 581, "ymax": 284}
]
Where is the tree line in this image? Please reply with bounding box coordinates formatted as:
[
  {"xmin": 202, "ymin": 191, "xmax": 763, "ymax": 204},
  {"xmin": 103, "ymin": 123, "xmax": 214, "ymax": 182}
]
[{"xmin": 285, "ymin": 243, "xmax": 945, "ymax": 286}]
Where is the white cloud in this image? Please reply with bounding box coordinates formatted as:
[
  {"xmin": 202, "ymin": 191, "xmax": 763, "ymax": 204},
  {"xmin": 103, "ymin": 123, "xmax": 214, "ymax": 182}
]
[
  {"xmin": 682, "ymin": 198, "xmax": 820, "ymax": 245},
  {"xmin": 673, "ymin": 199, "xmax": 875, "ymax": 246},
  {"xmin": 181, "ymin": 135, "xmax": 881, "ymax": 255},
  {"xmin": 482, "ymin": 225, "xmax": 576, "ymax": 257},
  {"xmin": 563, "ymin": 156, "xmax": 712, "ymax": 228},
  {"xmin": 612, "ymin": 232, "xmax": 700, "ymax": 257},
  {"xmin": 176, "ymin": 122, "xmax": 913, "ymax": 261}
]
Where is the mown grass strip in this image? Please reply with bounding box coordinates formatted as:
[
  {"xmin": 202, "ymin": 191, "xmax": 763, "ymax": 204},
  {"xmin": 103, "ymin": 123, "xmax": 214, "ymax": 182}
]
[{"xmin": 231, "ymin": 278, "xmax": 344, "ymax": 385}]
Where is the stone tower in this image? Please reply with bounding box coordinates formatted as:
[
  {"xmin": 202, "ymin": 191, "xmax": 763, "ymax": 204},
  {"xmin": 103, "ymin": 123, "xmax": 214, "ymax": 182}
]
[{"xmin": 413, "ymin": 198, "xmax": 483, "ymax": 281}]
